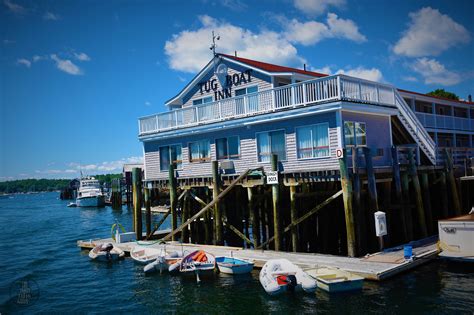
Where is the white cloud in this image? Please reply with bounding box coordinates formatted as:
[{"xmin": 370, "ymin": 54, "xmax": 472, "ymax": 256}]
[
  {"xmin": 294, "ymin": 0, "xmax": 345, "ymax": 16},
  {"xmin": 17, "ymin": 58, "xmax": 31, "ymax": 67},
  {"xmin": 403, "ymin": 76, "xmax": 418, "ymax": 82},
  {"xmin": 336, "ymin": 67, "xmax": 383, "ymax": 82},
  {"xmin": 283, "ymin": 13, "xmax": 366, "ymax": 46},
  {"xmin": 164, "ymin": 15, "xmax": 305, "ymax": 73},
  {"xmin": 145, "ymin": 101, "xmax": 151, "ymax": 106},
  {"xmin": 3, "ymin": 0, "xmax": 26, "ymax": 14},
  {"xmin": 35, "ymin": 169, "xmax": 76, "ymax": 175},
  {"xmin": 68, "ymin": 156, "xmax": 144, "ymax": 173},
  {"xmin": 221, "ymin": 0, "xmax": 247, "ymax": 11},
  {"xmin": 313, "ymin": 65, "xmax": 384, "ymax": 82},
  {"xmin": 32, "ymin": 55, "xmax": 47, "ymax": 62},
  {"xmin": 43, "ymin": 11, "xmax": 60, "ymax": 20},
  {"xmin": 50, "ymin": 54, "xmax": 83, "ymax": 75},
  {"xmin": 326, "ymin": 13, "xmax": 366, "ymax": 43},
  {"xmin": 410, "ymin": 58, "xmax": 461, "ymax": 86},
  {"xmin": 311, "ymin": 66, "xmax": 332, "ymax": 74},
  {"xmin": 393, "ymin": 7, "xmax": 470, "ymax": 57},
  {"xmin": 284, "ymin": 19, "xmax": 329, "ymax": 45},
  {"xmin": 74, "ymin": 52, "xmax": 91, "ymax": 61}
]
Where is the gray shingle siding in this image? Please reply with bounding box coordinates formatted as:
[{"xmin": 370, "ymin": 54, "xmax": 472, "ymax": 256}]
[{"xmin": 144, "ymin": 111, "xmax": 341, "ymax": 180}]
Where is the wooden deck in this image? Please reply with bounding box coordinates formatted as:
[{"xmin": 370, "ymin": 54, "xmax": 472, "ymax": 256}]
[{"xmin": 77, "ymin": 236, "xmax": 439, "ymax": 281}]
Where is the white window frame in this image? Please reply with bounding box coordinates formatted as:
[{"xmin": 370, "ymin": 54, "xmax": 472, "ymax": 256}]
[
  {"xmin": 159, "ymin": 144, "xmax": 183, "ymax": 172},
  {"xmin": 344, "ymin": 121, "xmax": 367, "ymax": 148},
  {"xmin": 255, "ymin": 129, "xmax": 287, "ymax": 163},
  {"xmin": 295, "ymin": 123, "xmax": 330, "ymax": 160},
  {"xmin": 188, "ymin": 140, "xmax": 211, "ymax": 163},
  {"xmin": 215, "ymin": 136, "xmax": 240, "ymax": 160}
]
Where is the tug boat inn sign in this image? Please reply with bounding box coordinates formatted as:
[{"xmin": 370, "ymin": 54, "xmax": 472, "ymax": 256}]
[{"xmin": 198, "ymin": 63, "xmax": 253, "ymax": 101}]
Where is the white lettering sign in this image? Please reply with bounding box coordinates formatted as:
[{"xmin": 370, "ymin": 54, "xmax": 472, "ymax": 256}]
[
  {"xmin": 336, "ymin": 147, "xmax": 344, "ymax": 159},
  {"xmin": 266, "ymin": 171, "xmax": 279, "ymax": 185}
]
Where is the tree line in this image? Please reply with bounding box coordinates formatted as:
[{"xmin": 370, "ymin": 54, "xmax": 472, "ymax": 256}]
[{"xmin": 0, "ymin": 174, "xmax": 122, "ymax": 194}]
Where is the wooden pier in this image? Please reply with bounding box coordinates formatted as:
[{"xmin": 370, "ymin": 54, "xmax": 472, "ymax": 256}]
[{"xmin": 77, "ymin": 237, "xmax": 438, "ymax": 281}]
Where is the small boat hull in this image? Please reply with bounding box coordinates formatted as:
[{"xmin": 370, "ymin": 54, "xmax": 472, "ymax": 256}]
[
  {"xmin": 438, "ymin": 214, "xmax": 474, "ymax": 262},
  {"xmin": 130, "ymin": 246, "xmax": 164, "ymax": 264},
  {"xmin": 144, "ymin": 251, "xmax": 184, "ymax": 274},
  {"xmin": 216, "ymin": 257, "xmax": 254, "ymax": 275},
  {"xmin": 259, "ymin": 259, "xmax": 317, "ymax": 296},
  {"xmin": 77, "ymin": 195, "xmax": 105, "ymax": 207},
  {"xmin": 176, "ymin": 250, "xmax": 216, "ymax": 281},
  {"xmin": 306, "ymin": 267, "xmax": 364, "ymax": 293},
  {"xmin": 88, "ymin": 243, "xmax": 125, "ymax": 261}
]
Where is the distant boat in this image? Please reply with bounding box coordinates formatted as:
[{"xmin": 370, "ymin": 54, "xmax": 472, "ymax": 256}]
[
  {"xmin": 130, "ymin": 246, "xmax": 164, "ymax": 264},
  {"xmin": 438, "ymin": 212, "xmax": 474, "ymax": 262},
  {"xmin": 169, "ymin": 250, "xmax": 215, "ymax": 282},
  {"xmin": 216, "ymin": 256, "xmax": 254, "ymax": 275},
  {"xmin": 305, "ymin": 267, "xmax": 364, "ymax": 293},
  {"xmin": 259, "ymin": 259, "xmax": 317, "ymax": 295},
  {"xmin": 76, "ymin": 177, "xmax": 105, "ymax": 207},
  {"xmin": 88, "ymin": 243, "xmax": 125, "ymax": 261}
]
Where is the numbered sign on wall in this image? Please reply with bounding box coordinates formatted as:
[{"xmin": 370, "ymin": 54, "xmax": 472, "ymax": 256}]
[{"xmin": 266, "ymin": 171, "xmax": 279, "ymax": 185}]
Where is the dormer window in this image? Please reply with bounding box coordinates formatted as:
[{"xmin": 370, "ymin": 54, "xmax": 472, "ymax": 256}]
[{"xmin": 193, "ymin": 96, "xmax": 213, "ymax": 106}]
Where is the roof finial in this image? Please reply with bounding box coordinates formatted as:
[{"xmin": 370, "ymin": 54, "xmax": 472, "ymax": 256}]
[{"xmin": 210, "ymin": 30, "xmax": 220, "ymax": 57}]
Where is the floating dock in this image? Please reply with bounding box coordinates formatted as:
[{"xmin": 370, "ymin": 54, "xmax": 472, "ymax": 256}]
[{"xmin": 77, "ymin": 237, "xmax": 438, "ymax": 281}]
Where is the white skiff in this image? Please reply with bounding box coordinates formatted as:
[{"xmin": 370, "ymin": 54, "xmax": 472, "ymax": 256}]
[{"xmin": 259, "ymin": 259, "xmax": 317, "ymax": 295}]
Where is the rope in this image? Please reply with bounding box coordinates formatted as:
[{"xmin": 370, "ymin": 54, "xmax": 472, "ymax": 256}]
[{"xmin": 111, "ymin": 221, "xmax": 126, "ymax": 240}]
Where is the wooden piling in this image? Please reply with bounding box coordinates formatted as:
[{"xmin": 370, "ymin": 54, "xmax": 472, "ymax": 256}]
[
  {"xmin": 362, "ymin": 147, "xmax": 379, "ymax": 212},
  {"xmin": 408, "ymin": 149, "xmax": 428, "ymax": 238},
  {"xmin": 144, "ymin": 187, "xmax": 151, "ymax": 238},
  {"xmin": 439, "ymin": 172, "xmax": 449, "ymax": 218},
  {"xmin": 289, "ymin": 184, "xmax": 298, "ymax": 252},
  {"xmin": 212, "ymin": 161, "xmax": 223, "ymax": 245},
  {"xmin": 352, "ymin": 147, "xmax": 365, "ymax": 253},
  {"xmin": 338, "ymin": 154, "xmax": 357, "ymax": 257},
  {"xmin": 401, "ymin": 171, "xmax": 414, "ymax": 240},
  {"xmin": 271, "ymin": 154, "xmax": 281, "ymax": 251},
  {"xmin": 391, "ymin": 146, "xmax": 407, "ymax": 242},
  {"xmin": 132, "ymin": 168, "xmax": 143, "ymax": 240},
  {"xmin": 168, "ymin": 166, "xmax": 177, "ymax": 242},
  {"xmin": 420, "ymin": 172, "xmax": 433, "ymax": 234},
  {"xmin": 445, "ymin": 149, "xmax": 462, "ymax": 216},
  {"xmin": 247, "ymin": 187, "xmax": 259, "ymax": 248},
  {"xmin": 182, "ymin": 191, "xmax": 190, "ymax": 243}
]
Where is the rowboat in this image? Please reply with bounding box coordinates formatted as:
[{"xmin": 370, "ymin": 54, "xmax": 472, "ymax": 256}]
[
  {"xmin": 130, "ymin": 246, "xmax": 165, "ymax": 264},
  {"xmin": 170, "ymin": 250, "xmax": 215, "ymax": 282},
  {"xmin": 305, "ymin": 267, "xmax": 364, "ymax": 293},
  {"xmin": 88, "ymin": 243, "xmax": 125, "ymax": 261},
  {"xmin": 216, "ymin": 256, "xmax": 254, "ymax": 275},
  {"xmin": 143, "ymin": 251, "xmax": 184, "ymax": 274},
  {"xmin": 259, "ymin": 259, "xmax": 317, "ymax": 295}
]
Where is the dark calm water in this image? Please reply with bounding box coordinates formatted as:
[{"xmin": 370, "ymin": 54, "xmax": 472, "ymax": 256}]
[{"xmin": 0, "ymin": 192, "xmax": 473, "ymax": 314}]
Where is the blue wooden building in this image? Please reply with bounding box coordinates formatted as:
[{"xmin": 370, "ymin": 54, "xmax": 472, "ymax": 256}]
[
  {"xmin": 135, "ymin": 53, "xmax": 473, "ymax": 255},
  {"xmin": 137, "ymin": 53, "xmax": 474, "ymax": 183}
]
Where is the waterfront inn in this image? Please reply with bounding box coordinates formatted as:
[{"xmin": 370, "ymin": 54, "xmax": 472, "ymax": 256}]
[
  {"xmin": 138, "ymin": 53, "xmax": 474, "ymax": 181},
  {"xmin": 133, "ymin": 53, "xmax": 474, "ymax": 256}
]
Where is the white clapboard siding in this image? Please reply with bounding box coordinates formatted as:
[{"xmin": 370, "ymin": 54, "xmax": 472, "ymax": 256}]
[{"xmin": 183, "ymin": 65, "xmax": 272, "ymax": 108}]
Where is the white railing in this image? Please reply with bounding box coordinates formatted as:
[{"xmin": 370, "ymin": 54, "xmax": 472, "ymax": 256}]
[
  {"xmin": 394, "ymin": 93, "xmax": 437, "ymax": 163},
  {"xmin": 415, "ymin": 112, "xmax": 473, "ymax": 132},
  {"xmin": 138, "ymin": 75, "xmax": 404, "ymax": 135}
]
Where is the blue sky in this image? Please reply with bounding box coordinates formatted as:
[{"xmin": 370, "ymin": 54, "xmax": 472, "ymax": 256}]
[{"xmin": 1, "ymin": 0, "xmax": 473, "ymax": 180}]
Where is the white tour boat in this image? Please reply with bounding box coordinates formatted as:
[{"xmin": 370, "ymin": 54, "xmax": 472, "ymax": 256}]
[
  {"xmin": 438, "ymin": 212, "xmax": 474, "ymax": 262},
  {"xmin": 76, "ymin": 177, "xmax": 106, "ymax": 207}
]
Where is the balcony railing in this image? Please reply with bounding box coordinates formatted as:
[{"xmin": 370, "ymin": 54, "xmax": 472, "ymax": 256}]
[
  {"xmin": 415, "ymin": 112, "xmax": 474, "ymax": 132},
  {"xmin": 138, "ymin": 75, "xmax": 403, "ymax": 136}
]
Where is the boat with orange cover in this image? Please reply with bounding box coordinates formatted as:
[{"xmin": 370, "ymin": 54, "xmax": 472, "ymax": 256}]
[{"xmin": 169, "ymin": 250, "xmax": 216, "ymax": 282}]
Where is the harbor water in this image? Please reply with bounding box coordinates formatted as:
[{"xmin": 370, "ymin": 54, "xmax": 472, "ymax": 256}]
[{"xmin": 0, "ymin": 192, "xmax": 473, "ymax": 314}]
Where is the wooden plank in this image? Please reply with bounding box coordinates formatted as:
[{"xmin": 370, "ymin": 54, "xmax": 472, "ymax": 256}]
[
  {"xmin": 271, "ymin": 154, "xmax": 281, "ymax": 251},
  {"xmin": 226, "ymin": 222, "xmax": 253, "ymax": 246}
]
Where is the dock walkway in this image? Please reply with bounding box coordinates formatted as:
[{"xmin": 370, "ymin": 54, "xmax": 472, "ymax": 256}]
[{"xmin": 77, "ymin": 236, "xmax": 438, "ymax": 281}]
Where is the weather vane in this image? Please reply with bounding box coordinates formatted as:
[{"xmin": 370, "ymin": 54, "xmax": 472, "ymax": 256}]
[{"xmin": 210, "ymin": 30, "xmax": 220, "ymax": 57}]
